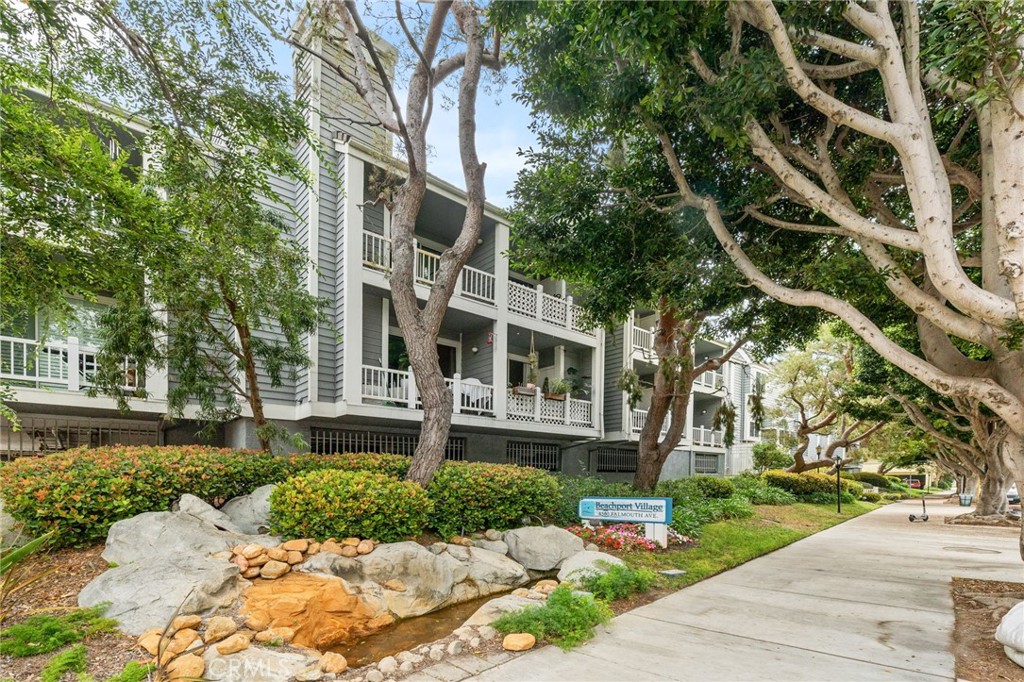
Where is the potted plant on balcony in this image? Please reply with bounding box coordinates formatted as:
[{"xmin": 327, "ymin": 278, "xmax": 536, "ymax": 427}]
[{"xmin": 544, "ymin": 378, "xmax": 571, "ymax": 401}]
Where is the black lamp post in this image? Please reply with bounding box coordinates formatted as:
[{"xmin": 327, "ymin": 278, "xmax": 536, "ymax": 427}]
[{"xmin": 834, "ymin": 451, "xmax": 844, "ymax": 514}]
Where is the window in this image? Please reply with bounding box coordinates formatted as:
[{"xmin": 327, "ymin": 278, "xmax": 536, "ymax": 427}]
[
  {"xmin": 310, "ymin": 429, "xmax": 465, "ymax": 461},
  {"xmin": 694, "ymin": 454, "xmax": 720, "ymax": 475},
  {"xmin": 506, "ymin": 441, "xmax": 560, "ymax": 471},
  {"xmin": 595, "ymin": 447, "xmax": 638, "ymax": 473}
]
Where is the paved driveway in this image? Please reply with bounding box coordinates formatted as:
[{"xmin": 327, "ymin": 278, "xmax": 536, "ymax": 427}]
[{"xmin": 466, "ymin": 500, "xmax": 1021, "ymax": 681}]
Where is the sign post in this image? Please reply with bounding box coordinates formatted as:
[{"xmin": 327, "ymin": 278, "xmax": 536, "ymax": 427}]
[{"xmin": 578, "ymin": 497, "xmax": 673, "ymax": 548}]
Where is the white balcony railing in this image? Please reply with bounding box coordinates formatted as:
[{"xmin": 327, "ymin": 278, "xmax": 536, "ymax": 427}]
[
  {"xmin": 0, "ymin": 335, "xmax": 140, "ymax": 392},
  {"xmin": 506, "ymin": 389, "xmax": 594, "ymax": 428},
  {"xmin": 632, "ymin": 327, "xmax": 653, "ymax": 355},
  {"xmin": 361, "ymin": 232, "xmax": 496, "ymax": 306},
  {"xmin": 692, "ymin": 426, "xmax": 725, "ymax": 447},
  {"xmin": 629, "ymin": 409, "xmax": 672, "ymax": 438},
  {"xmin": 507, "ymin": 281, "xmax": 594, "ymax": 336},
  {"xmin": 694, "ymin": 369, "xmax": 725, "ymax": 390},
  {"xmin": 361, "ymin": 365, "xmax": 495, "ymax": 416}
]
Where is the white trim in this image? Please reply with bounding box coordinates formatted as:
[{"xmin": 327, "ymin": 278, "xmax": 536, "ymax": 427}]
[
  {"xmin": 341, "ymin": 148, "xmax": 365, "ymax": 405},
  {"xmin": 306, "ymin": 45, "xmax": 323, "ymax": 403}
]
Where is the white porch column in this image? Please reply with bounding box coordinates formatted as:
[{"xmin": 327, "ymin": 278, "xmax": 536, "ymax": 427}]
[
  {"xmin": 493, "ymin": 222, "xmax": 510, "ymax": 421},
  {"xmin": 342, "ymin": 149, "xmax": 366, "ymax": 406},
  {"xmin": 67, "ymin": 336, "xmax": 80, "ymax": 392}
]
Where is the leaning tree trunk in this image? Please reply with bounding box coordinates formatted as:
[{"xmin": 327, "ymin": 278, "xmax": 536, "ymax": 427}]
[
  {"xmin": 236, "ymin": 320, "xmax": 272, "ymax": 452},
  {"xmin": 1004, "ymin": 431, "xmax": 1024, "ymax": 560},
  {"xmin": 404, "ymin": 331, "xmax": 454, "ymax": 486}
]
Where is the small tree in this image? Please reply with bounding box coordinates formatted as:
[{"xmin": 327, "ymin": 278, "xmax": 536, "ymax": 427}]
[
  {"xmin": 252, "ymin": 0, "xmax": 502, "ymax": 484},
  {"xmin": 752, "ymin": 442, "xmax": 794, "ymax": 474}
]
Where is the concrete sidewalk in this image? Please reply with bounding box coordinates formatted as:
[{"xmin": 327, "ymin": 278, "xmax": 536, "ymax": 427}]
[{"xmin": 466, "ymin": 500, "xmax": 1022, "ymax": 682}]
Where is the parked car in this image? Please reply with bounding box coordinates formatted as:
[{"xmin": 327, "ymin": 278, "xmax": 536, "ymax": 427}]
[{"xmin": 1009, "ymin": 484, "xmax": 1020, "ymax": 505}]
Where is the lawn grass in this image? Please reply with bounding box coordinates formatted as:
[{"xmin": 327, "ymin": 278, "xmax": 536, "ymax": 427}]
[{"xmin": 623, "ymin": 501, "xmax": 878, "ymax": 590}]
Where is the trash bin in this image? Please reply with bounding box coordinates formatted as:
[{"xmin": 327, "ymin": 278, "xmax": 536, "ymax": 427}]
[{"xmin": 958, "ymin": 494, "xmax": 975, "ymax": 507}]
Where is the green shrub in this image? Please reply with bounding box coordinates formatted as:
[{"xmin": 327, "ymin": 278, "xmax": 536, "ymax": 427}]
[
  {"xmin": 655, "ymin": 476, "xmax": 735, "ymax": 505},
  {"xmin": 0, "ymin": 446, "xmax": 416, "ymax": 547},
  {"xmin": 40, "ymin": 644, "xmax": 87, "ymax": 682},
  {"xmin": 103, "ymin": 662, "xmax": 157, "ymax": 682},
  {"xmin": 427, "ymin": 462, "xmax": 559, "ymax": 538},
  {"xmin": 849, "ymin": 472, "xmax": 892, "ymax": 489},
  {"xmin": 552, "ymin": 475, "xmax": 636, "ymax": 526},
  {"xmin": 0, "ymin": 606, "xmax": 116, "ymax": 657},
  {"xmin": 270, "ymin": 470, "xmax": 432, "ymax": 542},
  {"xmin": 882, "ymin": 492, "xmax": 903, "ymax": 501},
  {"xmin": 762, "ymin": 470, "xmax": 862, "ymax": 498},
  {"xmin": 669, "ymin": 495, "xmax": 754, "ymax": 538},
  {"xmin": 752, "ymin": 442, "xmax": 794, "ymax": 473},
  {"xmin": 286, "ymin": 452, "xmax": 412, "ymax": 478},
  {"xmin": 861, "ymin": 491, "xmax": 882, "ymax": 503},
  {"xmin": 577, "ymin": 563, "xmax": 656, "ymax": 601},
  {"xmin": 731, "ymin": 477, "xmax": 797, "ymax": 505},
  {"xmin": 803, "ymin": 491, "xmax": 857, "ymax": 505},
  {"xmin": 492, "ymin": 585, "xmax": 613, "ymax": 650}
]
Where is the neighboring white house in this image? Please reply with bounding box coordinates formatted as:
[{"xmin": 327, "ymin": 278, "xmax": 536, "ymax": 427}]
[{"xmin": 0, "ymin": 37, "xmax": 775, "ymax": 480}]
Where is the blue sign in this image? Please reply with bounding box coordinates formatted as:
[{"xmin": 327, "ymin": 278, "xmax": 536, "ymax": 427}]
[{"xmin": 578, "ymin": 497, "xmax": 672, "ymax": 524}]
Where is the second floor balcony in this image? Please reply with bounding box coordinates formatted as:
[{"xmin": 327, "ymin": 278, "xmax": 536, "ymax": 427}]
[
  {"xmin": 362, "ymin": 230, "xmax": 595, "ymax": 337},
  {"xmin": 1, "ymin": 335, "xmax": 141, "ymax": 393}
]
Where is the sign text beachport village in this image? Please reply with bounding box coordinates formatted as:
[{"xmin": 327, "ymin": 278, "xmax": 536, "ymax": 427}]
[{"xmin": 578, "ymin": 497, "xmax": 673, "ymax": 524}]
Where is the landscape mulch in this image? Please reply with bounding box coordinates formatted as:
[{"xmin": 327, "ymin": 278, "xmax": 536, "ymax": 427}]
[
  {"xmin": 951, "ymin": 577, "xmax": 1024, "ymax": 682},
  {"xmin": 1, "ymin": 545, "xmax": 140, "ymax": 682}
]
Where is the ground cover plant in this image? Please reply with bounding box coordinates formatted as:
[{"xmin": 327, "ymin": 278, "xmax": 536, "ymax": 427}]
[
  {"xmin": 492, "ymin": 585, "xmax": 613, "ymax": 650},
  {"xmin": 0, "ymin": 605, "xmax": 117, "ymax": 657},
  {"xmin": 576, "ymin": 564, "xmax": 657, "ymax": 601}
]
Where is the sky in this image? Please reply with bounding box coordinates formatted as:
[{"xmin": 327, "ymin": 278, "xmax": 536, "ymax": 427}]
[{"xmin": 268, "ymin": 27, "xmax": 537, "ymax": 209}]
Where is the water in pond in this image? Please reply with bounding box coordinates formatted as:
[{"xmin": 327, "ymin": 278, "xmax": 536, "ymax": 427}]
[{"xmin": 326, "ymin": 592, "xmax": 506, "ymax": 668}]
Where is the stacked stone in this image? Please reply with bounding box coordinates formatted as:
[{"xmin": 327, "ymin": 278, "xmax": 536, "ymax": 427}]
[{"xmin": 229, "ymin": 538, "xmax": 331, "ymax": 579}]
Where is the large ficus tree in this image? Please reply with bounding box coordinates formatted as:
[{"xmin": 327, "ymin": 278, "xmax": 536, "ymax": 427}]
[
  {"xmin": 508, "ymin": 129, "xmax": 813, "ymax": 490},
  {"xmin": 495, "ymin": 1, "xmax": 1024, "ymax": 556},
  {"xmin": 254, "ymin": 0, "xmax": 502, "ymax": 484},
  {"xmin": 2, "ymin": 1, "xmax": 321, "ymax": 448}
]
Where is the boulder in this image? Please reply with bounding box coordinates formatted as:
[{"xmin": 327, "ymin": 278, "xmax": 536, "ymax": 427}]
[
  {"xmin": 445, "ymin": 546, "xmax": 529, "ymax": 596},
  {"xmin": 167, "ymin": 653, "xmax": 205, "ymax": 680},
  {"xmin": 220, "ymin": 484, "xmax": 276, "ymax": 535},
  {"xmin": 996, "ymin": 600, "xmax": 1024, "ymax": 668},
  {"xmin": 502, "ymin": 633, "xmax": 536, "ymax": 651},
  {"xmin": 504, "ymin": 526, "xmax": 584, "ymax": 571},
  {"xmin": 473, "ymin": 539, "xmax": 509, "ymax": 555},
  {"xmin": 320, "ymin": 652, "xmax": 348, "ymax": 674},
  {"xmin": 484, "ymin": 529, "xmax": 503, "ymax": 541},
  {"xmin": 215, "ymin": 633, "xmax": 250, "ymax": 655},
  {"xmin": 462, "ymin": 594, "xmax": 537, "ymax": 627},
  {"xmin": 78, "ymin": 556, "xmax": 242, "ymax": 635},
  {"xmin": 204, "ymin": 616, "xmax": 238, "ymax": 644},
  {"xmin": 203, "ymin": 645, "xmax": 320, "ymax": 682},
  {"xmin": 102, "ymin": 512, "xmax": 272, "ymax": 565},
  {"xmin": 0, "ymin": 498, "xmax": 28, "ymax": 549},
  {"xmin": 260, "ymin": 560, "xmax": 291, "ymax": 579},
  {"xmin": 557, "ymin": 551, "xmax": 626, "ymax": 583},
  {"xmin": 354, "ymin": 542, "xmax": 468, "ymax": 618},
  {"xmin": 177, "ymin": 494, "xmax": 244, "ymax": 534},
  {"xmin": 282, "ymin": 539, "xmax": 309, "ymax": 553}
]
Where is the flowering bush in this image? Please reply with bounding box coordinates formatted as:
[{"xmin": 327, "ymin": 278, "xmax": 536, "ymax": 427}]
[{"xmin": 566, "ymin": 523, "xmax": 693, "ymax": 552}]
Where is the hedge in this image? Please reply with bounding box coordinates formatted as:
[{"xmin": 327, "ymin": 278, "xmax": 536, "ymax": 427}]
[
  {"xmin": 428, "ymin": 461, "xmax": 560, "ymax": 539},
  {"xmin": 762, "ymin": 470, "xmax": 863, "ymax": 498},
  {"xmin": 848, "ymin": 471, "xmax": 892, "ymax": 489},
  {"xmin": 0, "ymin": 446, "xmax": 414, "ymax": 547},
  {"xmin": 552, "ymin": 475, "xmax": 635, "ymax": 526},
  {"xmin": 655, "ymin": 476, "xmax": 735, "ymax": 505},
  {"xmin": 269, "ymin": 469, "xmax": 432, "ymax": 542}
]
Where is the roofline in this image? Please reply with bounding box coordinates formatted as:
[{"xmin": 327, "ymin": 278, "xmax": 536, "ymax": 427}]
[{"xmin": 337, "ymin": 135, "xmax": 509, "ymax": 221}]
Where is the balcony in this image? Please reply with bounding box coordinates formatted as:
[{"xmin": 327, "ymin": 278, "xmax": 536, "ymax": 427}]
[
  {"xmin": 507, "ymin": 281, "xmax": 594, "ymax": 336},
  {"xmin": 361, "ymin": 365, "xmax": 495, "ymax": 416},
  {"xmin": 632, "ymin": 326, "xmax": 653, "ymax": 355},
  {"xmin": 691, "ymin": 425, "xmax": 725, "ymax": 447},
  {"xmin": 360, "ymin": 364, "xmax": 595, "ymax": 428},
  {"xmin": 1, "ymin": 335, "xmax": 140, "ymax": 393},
  {"xmin": 507, "ymin": 390, "xmax": 594, "ymax": 428},
  {"xmin": 694, "ymin": 368, "xmax": 725, "ymax": 391},
  {"xmin": 630, "ymin": 408, "xmax": 668, "ymax": 436},
  {"xmin": 362, "ymin": 232, "xmax": 496, "ymax": 305}
]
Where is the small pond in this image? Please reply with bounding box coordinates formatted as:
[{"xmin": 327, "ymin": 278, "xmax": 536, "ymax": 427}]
[{"xmin": 325, "ymin": 592, "xmax": 506, "ymax": 667}]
